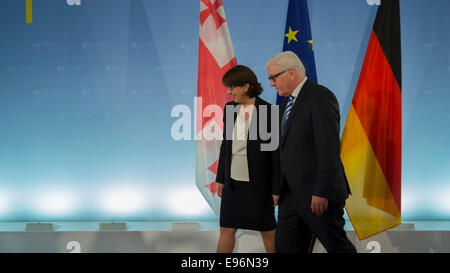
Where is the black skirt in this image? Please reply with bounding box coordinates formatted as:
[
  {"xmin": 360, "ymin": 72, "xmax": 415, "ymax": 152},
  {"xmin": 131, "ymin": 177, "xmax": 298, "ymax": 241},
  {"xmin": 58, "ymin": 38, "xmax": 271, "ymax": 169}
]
[{"xmin": 219, "ymin": 178, "xmax": 276, "ymax": 231}]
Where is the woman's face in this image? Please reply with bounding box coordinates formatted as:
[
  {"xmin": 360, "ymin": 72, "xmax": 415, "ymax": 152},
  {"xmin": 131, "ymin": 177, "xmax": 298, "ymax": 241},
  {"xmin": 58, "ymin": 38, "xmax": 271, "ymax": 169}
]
[{"xmin": 226, "ymin": 83, "xmax": 250, "ymax": 104}]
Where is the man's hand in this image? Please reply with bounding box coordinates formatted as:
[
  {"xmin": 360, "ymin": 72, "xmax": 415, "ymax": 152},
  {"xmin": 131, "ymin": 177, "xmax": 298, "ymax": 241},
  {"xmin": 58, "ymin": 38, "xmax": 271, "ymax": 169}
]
[
  {"xmin": 311, "ymin": 195, "xmax": 328, "ymax": 216},
  {"xmin": 272, "ymin": 195, "xmax": 279, "ymax": 207},
  {"xmin": 217, "ymin": 183, "xmax": 224, "ymax": 198}
]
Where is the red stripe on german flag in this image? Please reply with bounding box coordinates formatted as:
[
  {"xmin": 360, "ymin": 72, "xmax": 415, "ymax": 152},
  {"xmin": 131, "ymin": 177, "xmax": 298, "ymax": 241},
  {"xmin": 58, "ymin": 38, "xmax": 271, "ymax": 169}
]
[{"xmin": 342, "ymin": 0, "xmax": 401, "ymax": 240}]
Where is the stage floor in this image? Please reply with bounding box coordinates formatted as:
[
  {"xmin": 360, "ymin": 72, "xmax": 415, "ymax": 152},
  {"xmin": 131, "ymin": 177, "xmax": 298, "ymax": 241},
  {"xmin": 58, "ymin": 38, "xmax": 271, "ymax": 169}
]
[
  {"xmin": 2, "ymin": 220, "xmax": 450, "ymax": 232},
  {"xmin": 0, "ymin": 221, "xmax": 449, "ymax": 253}
]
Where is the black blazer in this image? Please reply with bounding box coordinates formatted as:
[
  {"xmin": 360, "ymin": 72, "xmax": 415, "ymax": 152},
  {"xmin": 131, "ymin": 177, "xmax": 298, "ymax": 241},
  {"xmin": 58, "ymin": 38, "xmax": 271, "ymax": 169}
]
[
  {"xmin": 279, "ymin": 79, "xmax": 351, "ymax": 202},
  {"xmin": 216, "ymin": 96, "xmax": 280, "ymax": 196}
]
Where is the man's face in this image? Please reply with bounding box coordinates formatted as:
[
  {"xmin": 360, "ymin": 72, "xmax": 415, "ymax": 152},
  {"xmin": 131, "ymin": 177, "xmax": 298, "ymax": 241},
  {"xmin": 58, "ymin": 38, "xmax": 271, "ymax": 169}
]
[{"xmin": 267, "ymin": 64, "xmax": 291, "ymax": 97}]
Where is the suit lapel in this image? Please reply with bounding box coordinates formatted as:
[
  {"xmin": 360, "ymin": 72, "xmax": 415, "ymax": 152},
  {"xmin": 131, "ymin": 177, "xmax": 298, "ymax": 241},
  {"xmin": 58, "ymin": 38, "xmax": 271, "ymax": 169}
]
[
  {"xmin": 232, "ymin": 101, "xmax": 238, "ymax": 123},
  {"xmin": 279, "ymin": 96, "xmax": 287, "ymax": 127},
  {"xmin": 279, "ymin": 97, "xmax": 287, "ymax": 145},
  {"xmin": 247, "ymin": 97, "xmax": 261, "ymax": 143},
  {"xmin": 282, "ymin": 79, "xmax": 313, "ymax": 145},
  {"xmin": 250, "ymin": 97, "xmax": 261, "ymax": 130}
]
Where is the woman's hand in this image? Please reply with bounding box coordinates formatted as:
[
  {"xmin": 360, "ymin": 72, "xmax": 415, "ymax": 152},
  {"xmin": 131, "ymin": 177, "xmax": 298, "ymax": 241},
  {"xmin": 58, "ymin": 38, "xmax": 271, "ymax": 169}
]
[{"xmin": 217, "ymin": 183, "xmax": 224, "ymax": 198}]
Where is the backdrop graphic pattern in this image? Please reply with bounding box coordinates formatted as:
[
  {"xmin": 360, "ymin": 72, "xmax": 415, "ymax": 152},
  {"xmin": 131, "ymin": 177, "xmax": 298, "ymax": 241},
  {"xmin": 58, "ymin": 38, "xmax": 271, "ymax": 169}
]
[{"xmin": 0, "ymin": 0, "xmax": 449, "ymax": 221}]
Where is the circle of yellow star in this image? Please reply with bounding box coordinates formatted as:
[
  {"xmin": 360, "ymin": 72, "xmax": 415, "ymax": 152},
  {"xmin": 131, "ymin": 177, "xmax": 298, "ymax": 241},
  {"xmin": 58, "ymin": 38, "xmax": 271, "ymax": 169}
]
[{"xmin": 285, "ymin": 27, "xmax": 299, "ymax": 44}]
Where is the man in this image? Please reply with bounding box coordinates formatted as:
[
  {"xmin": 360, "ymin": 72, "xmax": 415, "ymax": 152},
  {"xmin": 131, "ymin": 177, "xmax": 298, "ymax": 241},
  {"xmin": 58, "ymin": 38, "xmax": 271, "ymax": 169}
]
[{"xmin": 266, "ymin": 51, "xmax": 356, "ymax": 253}]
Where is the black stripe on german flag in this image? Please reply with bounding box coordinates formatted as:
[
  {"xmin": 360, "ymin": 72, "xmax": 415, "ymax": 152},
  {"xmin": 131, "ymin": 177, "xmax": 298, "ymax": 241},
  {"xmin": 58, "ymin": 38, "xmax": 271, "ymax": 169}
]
[{"xmin": 373, "ymin": 0, "xmax": 402, "ymax": 90}]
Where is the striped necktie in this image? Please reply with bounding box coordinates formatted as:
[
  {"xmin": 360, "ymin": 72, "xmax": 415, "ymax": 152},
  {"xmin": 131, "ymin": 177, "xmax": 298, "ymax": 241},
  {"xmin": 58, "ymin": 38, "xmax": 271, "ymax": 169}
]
[{"xmin": 282, "ymin": 95, "xmax": 295, "ymax": 134}]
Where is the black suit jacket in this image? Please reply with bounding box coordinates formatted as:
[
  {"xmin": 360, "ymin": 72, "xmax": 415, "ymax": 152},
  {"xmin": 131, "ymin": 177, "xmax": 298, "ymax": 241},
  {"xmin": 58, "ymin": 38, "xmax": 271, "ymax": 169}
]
[
  {"xmin": 279, "ymin": 79, "xmax": 351, "ymax": 202},
  {"xmin": 216, "ymin": 96, "xmax": 281, "ymax": 196}
]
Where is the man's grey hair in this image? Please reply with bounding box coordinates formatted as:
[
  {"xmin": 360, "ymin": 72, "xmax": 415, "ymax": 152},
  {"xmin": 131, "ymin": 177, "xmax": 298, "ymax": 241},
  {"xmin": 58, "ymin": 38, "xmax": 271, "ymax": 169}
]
[{"xmin": 265, "ymin": 51, "xmax": 306, "ymax": 76}]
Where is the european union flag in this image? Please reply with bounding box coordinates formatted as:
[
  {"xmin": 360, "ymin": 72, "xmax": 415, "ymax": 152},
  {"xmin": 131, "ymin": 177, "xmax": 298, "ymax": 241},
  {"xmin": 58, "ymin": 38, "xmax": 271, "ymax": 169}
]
[{"xmin": 277, "ymin": 0, "xmax": 318, "ymax": 104}]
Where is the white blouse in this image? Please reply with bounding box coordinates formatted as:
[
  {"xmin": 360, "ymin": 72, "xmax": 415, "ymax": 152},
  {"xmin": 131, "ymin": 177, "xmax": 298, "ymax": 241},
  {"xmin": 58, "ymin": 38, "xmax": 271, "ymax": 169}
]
[{"xmin": 230, "ymin": 105, "xmax": 254, "ymax": 182}]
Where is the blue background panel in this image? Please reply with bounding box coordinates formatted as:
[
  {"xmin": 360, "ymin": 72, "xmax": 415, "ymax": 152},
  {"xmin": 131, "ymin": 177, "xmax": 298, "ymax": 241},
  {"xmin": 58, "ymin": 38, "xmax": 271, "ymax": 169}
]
[{"xmin": 0, "ymin": 0, "xmax": 449, "ymax": 221}]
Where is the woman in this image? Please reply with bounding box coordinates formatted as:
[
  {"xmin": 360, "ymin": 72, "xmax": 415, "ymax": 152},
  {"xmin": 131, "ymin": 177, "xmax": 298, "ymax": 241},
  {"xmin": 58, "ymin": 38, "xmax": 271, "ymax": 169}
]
[{"xmin": 215, "ymin": 65, "xmax": 280, "ymax": 253}]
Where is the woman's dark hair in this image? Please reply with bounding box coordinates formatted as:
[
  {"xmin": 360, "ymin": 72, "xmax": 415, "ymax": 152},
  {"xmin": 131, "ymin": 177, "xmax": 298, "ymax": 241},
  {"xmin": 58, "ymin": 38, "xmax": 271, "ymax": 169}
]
[{"xmin": 222, "ymin": 65, "xmax": 263, "ymax": 98}]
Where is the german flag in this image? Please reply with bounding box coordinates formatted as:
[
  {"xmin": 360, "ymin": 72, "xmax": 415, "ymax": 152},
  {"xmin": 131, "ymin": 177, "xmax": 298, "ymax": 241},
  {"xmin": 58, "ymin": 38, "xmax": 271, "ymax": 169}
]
[{"xmin": 341, "ymin": 0, "xmax": 402, "ymax": 240}]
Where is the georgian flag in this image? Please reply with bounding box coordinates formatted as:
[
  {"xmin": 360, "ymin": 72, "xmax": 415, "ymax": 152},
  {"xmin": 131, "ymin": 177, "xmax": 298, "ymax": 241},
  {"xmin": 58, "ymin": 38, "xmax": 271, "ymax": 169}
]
[{"xmin": 196, "ymin": 0, "xmax": 237, "ymax": 215}]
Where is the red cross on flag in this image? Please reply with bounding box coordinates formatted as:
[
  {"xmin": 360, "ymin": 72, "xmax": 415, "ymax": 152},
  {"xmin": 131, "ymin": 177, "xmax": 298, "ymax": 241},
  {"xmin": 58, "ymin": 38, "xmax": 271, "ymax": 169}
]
[{"xmin": 196, "ymin": 0, "xmax": 237, "ymax": 215}]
